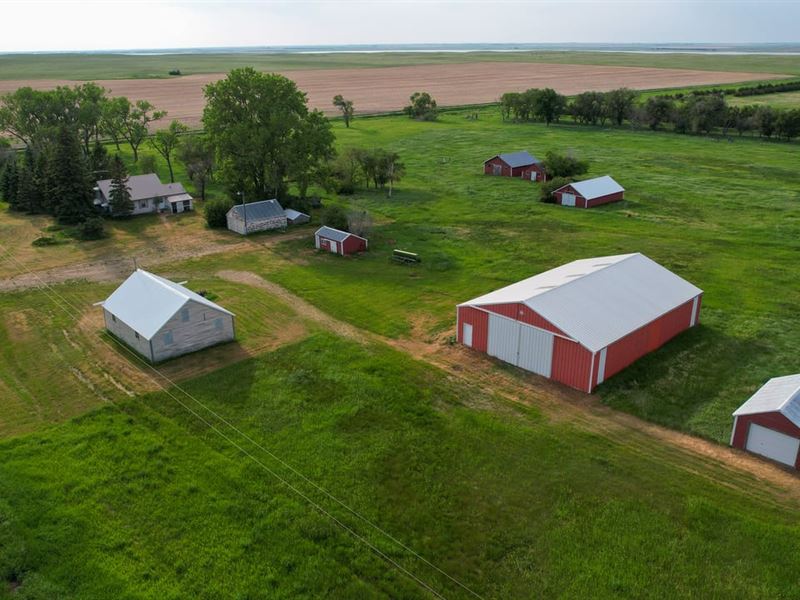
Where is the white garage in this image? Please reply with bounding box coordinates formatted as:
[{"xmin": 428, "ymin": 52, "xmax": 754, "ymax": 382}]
[{"xmin": 731, "ymin": 374, "xmax": 800, "ymax": 469}]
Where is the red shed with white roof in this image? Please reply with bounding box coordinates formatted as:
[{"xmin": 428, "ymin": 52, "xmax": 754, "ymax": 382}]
[
  {"xmin": 456, "ymin": 253, "xmax": 702, "ymax": 392},
  {"xmin": 731, "ymin": 375, "xmax": 800, "ymax": 469},
  {"xmin": 314, "ymin": 226, "xmax": 368, "ymax": 256},
  {"xmin": 553, "ymin": 175, "xmax": 624, "ymax": 208}
]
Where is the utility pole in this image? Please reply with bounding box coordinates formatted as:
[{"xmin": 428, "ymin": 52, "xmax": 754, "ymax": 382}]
[{"xmin": 237, "ymin": 190, "xmax": 247, "ymax": 235}]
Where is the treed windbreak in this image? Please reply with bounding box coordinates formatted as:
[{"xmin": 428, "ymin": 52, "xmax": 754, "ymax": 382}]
[{"xmin": 202, "ymin": 68, "xmax": 334, "ymax": 201}]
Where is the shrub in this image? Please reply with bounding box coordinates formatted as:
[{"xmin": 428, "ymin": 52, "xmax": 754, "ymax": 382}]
[
  {"xmin": 168, "ymin": 69, "xmax": 182, "ymax": 76},
  {"xmin": 138, "ymin": 155, "xmax": 158, "ymax": 175},
  {"xmin": 31, "ymin": 236, "xmax": 59, "ymax": 247},
  {"xmin": 404, "ymin": 92, "xmax": 438, "ymax": 121},
  {"xmin": 539, "ymin": 177, "xmax": 570, "ymax": 203},
  {"xmin": 321, "ymin": 205, "xmax": 349, "ymax": 231},
  {"xmin": 73, "ymin": 217, "xmax": 105, "ymax": 240},
  {"xmin": 205, "ymin": 198, "xmax": 234, "ymax": 228},
  {"xmin": 543, "ymin": 151, "xmax": 589, "ymax": 179}
]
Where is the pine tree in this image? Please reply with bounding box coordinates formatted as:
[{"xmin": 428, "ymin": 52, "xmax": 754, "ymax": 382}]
[
  {"xmin": 0, "ymin": 158, "xmax": 19, "ymax": 205},
  {"xmin": 108, "ymin": 155, "xmax": 133, "ymax": 217},
  {"xmin": 47, "ymin": 126, "xmax": 93, "ymax": 224},
  {"xmin": 18, "ymin": 148, "xmax": 44, "ymax": 213}
]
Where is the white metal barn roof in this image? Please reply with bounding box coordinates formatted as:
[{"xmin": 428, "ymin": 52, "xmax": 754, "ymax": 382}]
[
  {"xmin": 315, "ymin": 226, "xmax": 354, "ymax": 242},
  {"xmin": 460, "ymin": 253, "xmax": 702, "ymax": 352},
  {"xmin": 733, "ymin": 375, "xmax": 800, "ymax": 427},
  {"xmin": 485, "ymin": 151, "xmax": 540, "ymax": 168},
  {"xmin": 228, "ymin": 199, "xmax": 285, "ymax": 221},
  {"xmin": 102, "ymin": 269, "xmax": 234, "ymax": 340},
  {"xmin": 557, "ymin": 175, "xmax": 624, "ymax": 200},
  {"xmin": 284, "ymin": 208, "xmax": 309, "ymax": 220}
]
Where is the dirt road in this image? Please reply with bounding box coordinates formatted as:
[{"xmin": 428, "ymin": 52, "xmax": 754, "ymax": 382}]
[{"xmin": 0, "ymin": 62, "xmax": 784, "ymax": 128}]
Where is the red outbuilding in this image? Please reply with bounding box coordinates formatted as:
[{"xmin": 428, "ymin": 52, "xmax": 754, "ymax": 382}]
[
  {"xmin": 314, "ymin": 226, "xmax": 368, "ymax": 256},
  {"xmin": 484, "ymin": 151, "xmax": 547, "ymax": 182},
  {"xmin": 731, "ymin": 375, "xmax": 800, "ymax": 469},
  {"xmin": 553, "ymin": 175, "xmax": 625, "ymax": 208},
  {"xmin": 456, "ymin": 253, "xmax": 702, "ymax": 393}
]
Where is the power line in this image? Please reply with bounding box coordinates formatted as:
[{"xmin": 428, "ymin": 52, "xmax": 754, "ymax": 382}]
[{"xmin": 0, "ymin": 245, "xmax": 484, "ymax": 600}]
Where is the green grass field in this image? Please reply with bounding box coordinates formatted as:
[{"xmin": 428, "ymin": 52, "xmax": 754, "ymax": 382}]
[
  {"xmin": 0, "ymin": 50, "xmax": 799, "ymax": 80},
  {"xmin": 2, "ymin": 91, "xmax": 800, "ymax": 598},
  {"xmin": 728, "ymin": 89, "xmax": 800, "ymax": 108},
  {"xmin": 1, "ymin": 334, "xmax": 798, "ymax": 599}
]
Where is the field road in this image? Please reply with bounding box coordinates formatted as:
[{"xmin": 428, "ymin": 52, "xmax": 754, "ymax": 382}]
[{"xmin": 0, "ymin": 62, "xmax": 785, "ymax": 128}]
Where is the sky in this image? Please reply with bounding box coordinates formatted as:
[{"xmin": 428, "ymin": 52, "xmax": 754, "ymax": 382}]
[{"xmin": 2, "ymin": 0, "xmax": 800, "ymax": 53}]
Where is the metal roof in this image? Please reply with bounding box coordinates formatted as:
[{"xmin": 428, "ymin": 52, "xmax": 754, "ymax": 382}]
[
  {"xmin": 228, "ymin": 199, "xmax": 285, "ymax": 221},
  {"xmin": 96, "ymin": 174, "xmax": 188, "ymax": 203},
  {"xmin": 733, "ymin": 375, "xmax": 800, "ymax": 427},
  {"xmin": 486, "ymin": 151, "xmax": 540, "ymax": 168},
  {"xmin": 557, "ymin": 175, "xmax": 624, "ymax": 200},
  {"xmin": 102, "ymin": 269, "xmax": 233, "ymax": 340},
  {"xmin": 315, "ymin": 226, "xmax": 353, "ymax": 242},
  {"xmin": 284, "ymin": 208, "xmax": 309, "ymax": 220},
  {"xmin": 460, "ymin": 253, "xmax": 702, "ymax": 352}
]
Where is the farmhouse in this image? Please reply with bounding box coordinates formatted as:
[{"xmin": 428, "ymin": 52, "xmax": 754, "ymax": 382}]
[
  {"xmin": 457, "ymin": 253, "xmax": 702, "ymax": 392},
  {"xmin": 284, "ymin": 208, "xmax": 311, "ymax": 225},
  {"xmin": 553, "ymin": 175, "xmax": 625, "ymax": 208},
  {"xmin": 95, "ymin": 173, "xmax": 193, "ymax": 215},
  {"xmin": 314, "ymin": 226, "xmax": 368, "ymax": 256},
  {"xmin": 731, "ymin": 375, "xmax": 800, "ymax": 469},
  {"xmin": 101, "ymin": 269, "xmax": 235, "ymax": 363},
  {"xmin": 226, "ymin": 199, "xmax": 287, "ymax": 235},
  {"xmin": 484, "ymin": 151, "xmax": 546, "ymax": 182}
]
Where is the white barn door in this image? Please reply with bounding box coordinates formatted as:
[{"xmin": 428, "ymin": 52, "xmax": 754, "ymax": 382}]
[
  {"xmin": 487, "ymin": 314, "xmax": 554, "ymax": 377},
  {"xmin": 487, "ymin": 314, "xmax": 520, "ymax": 365},
  {"xmin": 746, "ymin": 423, "xmax": 799, "ymax": 467},
  {"xmin": 462, "ymin": 323, "xmax": 473, "ymax": 347},
  {"xmin": 562, "ymin": 193, "xmax": 576, "ymax": 207},
  {"xmin": 517, "ymin": 325, "xmax": 554, "ymax": 377}
]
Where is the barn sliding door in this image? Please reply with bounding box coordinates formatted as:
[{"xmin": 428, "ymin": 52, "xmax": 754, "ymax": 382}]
[
  {"xmin": 516, "ymin": 325, "xmax": 554, "ymax": 377},
  {"xmin": 487, "ymin": 314, "xmax": 554, "ymax": 377}
]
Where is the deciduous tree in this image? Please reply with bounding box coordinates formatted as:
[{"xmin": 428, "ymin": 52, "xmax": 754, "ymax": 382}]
[
  {"xmin": 332, "ymin": 95, "xmax": 355, "ymax": 127},
  {"xmin": 177, "ymin": 135, "xmax": 215, "ymax": 201},
  {"xmin": 149, "ymin": 119, "xmax": 188, "ymax": 182}
]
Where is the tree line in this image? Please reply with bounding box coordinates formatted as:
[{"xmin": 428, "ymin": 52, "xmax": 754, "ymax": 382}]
[{"xmin": 499, "ymin": 86, "xmax": 800, "ymax": 141}]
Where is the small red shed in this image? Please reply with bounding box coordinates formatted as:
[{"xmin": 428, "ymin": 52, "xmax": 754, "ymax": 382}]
[
  {"xmin": 314, "ymin": 226, "xmax": 368, "ymax": 256},
  {"xmin": 731, "ymin": 375, "xmax": 800, "ymax": 469},
  {"xmin": 456, "ymin": 253, "xmax": 702, "ymax": 393},
  {"xmin": 553, "ymin": 175, "xmax": 624, "ymax": 208},
  {"xmin": 484, "ymin": 151, "xmax": 547, "ymax": 182}
]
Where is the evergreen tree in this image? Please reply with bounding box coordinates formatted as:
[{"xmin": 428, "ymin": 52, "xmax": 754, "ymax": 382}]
[
  {"xmin": 89, "ymin": 141, "xmax": 110, "ymax": 179},
  {"xmin": 108, "ymin": 155, "xmax": 133, "ymax": 217},
  {"xmin": 0, "ymin": 157, "xmax": 19, "ymax": 205},
  {"xmin": 14, "ymin": 161, "xmax": 35, "ymax": 212},
  {"xmin": 47, "ymin": 126, "xmax": 93, "ymax": 224}
]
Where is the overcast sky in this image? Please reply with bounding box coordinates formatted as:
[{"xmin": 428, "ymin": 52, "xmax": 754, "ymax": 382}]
[{"xmin": 3, "ymin": 1, "xmax": 799, "ymax": 53}]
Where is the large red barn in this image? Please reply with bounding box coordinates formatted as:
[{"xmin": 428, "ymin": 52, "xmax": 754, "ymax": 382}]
[
  {"xmin": 731, "ymin": 375, "xmax": 800, "ymax": 469},
  {"xmin": 553, "ymin": 175, "xmax": 625, "ymax": 208},
  {"xmin": 456, "ymin": 253, "xmax": 702, "ymax": 393},
  {"xmin": 484, "ymin": 151, "xmax": 547, "ymax": 182}
]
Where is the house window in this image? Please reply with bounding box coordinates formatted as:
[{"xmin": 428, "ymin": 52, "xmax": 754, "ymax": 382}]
[
  {"xmin": 139, "ymin": 200, "xmax": 148, "ymax": 209},
  {"xmin": 181, "ymin": 307, "xmax": 190, "ymax": 322},
  {"xmin": 163, "ymin": 330, "xmax": 174, "ymax": 345},
  {"xmin": 214, "ymin": 318, "xmax": 223, "ymax": 330}
]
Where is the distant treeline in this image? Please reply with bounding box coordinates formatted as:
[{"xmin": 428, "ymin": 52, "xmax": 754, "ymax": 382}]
[
  {"xmin": 500, "ymin": 87, "xmax": 800, "ymax": 141},
  {"xmin": 655, "ymin": 79, "xmax": 800, "ymax": 100}
]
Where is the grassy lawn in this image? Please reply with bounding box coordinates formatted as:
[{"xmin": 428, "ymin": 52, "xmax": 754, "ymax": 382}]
[
  {"xmin": 1, "ymin": 334, "xmax": 798, "ymax": 599},
  {"xmin": 0, "ymin": 51, "xmax": 798, "ymax": 80}
]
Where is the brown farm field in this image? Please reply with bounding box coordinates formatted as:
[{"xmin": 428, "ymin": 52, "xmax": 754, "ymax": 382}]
[{"xmin": 0, "ymin": 61, "xmax": 785, "ymax": 127}]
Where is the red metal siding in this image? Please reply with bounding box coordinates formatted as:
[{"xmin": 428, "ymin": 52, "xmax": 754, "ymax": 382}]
[
  {"xmin": 586, "ymin": 191, "xmax": 625, "ymax": 208},
  {"xmin": 602, "ymin": 297, "xmax": 698, "ymax": 383},
  {"xmin": 457, "ymin": 306, "xmax": 489, "ymax": 352},
  {"xmin": 519, "ymin": 164, "xmax": 547, "ymax": 181},
  {"xmin": 484, "ymin": 157, "xmax": 512, "ymax": 177},
  {"xmin": 732, "ymin": 413, "xmax": 800, "ymax": 469},
  {"xmin": 341, "ymin": 234, "xmax": 367, "ymax": 255},
  {"xmin": 482, "ymin": 303, "xmax": 566, "ymax": 336},
  {"xmin": 551, "ymin": 337, "xmax": 593, "ymax": 392}
]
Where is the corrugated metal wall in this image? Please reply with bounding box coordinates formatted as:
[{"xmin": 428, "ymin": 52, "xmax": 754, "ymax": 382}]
[
  {"xmin": 585, "ymin": 191, "xmax": 625, "ymax": 208},
  {"xmin": 457, "ymin": 306, "xmax": 489, "ymax": 352},
  {"xmin": 602, "ymin": 296, "xmax": 698, "ymax": 383},
  {"xmin": 483, "ymin": 303, "xmax": 566, "ymax": 336},
  {"xmin": 552, "ymin": 336, "xmax": 593, "ymax": 392}
]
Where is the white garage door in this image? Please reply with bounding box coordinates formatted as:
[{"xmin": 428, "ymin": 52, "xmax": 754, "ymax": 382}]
[
  {"xmin": 487, "ymin": 314, "xmax": 520, "ymax": 365},
  {"xmin": 517, "ymin": 325, "xmax": 554, "ymax": 377},
  {"xmin": 487, "ymin": 314, "xmax": 554, "ymax": 377},
  {"xmin": 561, "ymin": 193, "xmax": 576, "ymax": 207},
  {"xmin": 745, "ymin": 423, "xmax": 800, "ymax": 467}
]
